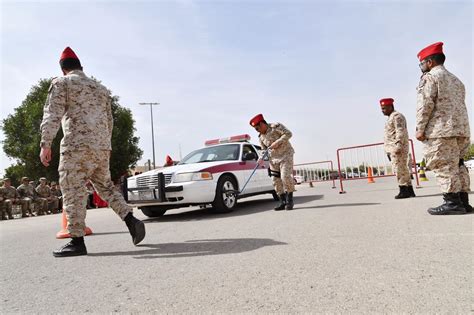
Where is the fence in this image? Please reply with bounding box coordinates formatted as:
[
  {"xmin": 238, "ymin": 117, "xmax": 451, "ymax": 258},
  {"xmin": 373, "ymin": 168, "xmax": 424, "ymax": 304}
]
[
  {"xmin": 336, "ymin": 139, "xmax": 419, "ymax": 193},
  {"xmin": 293, "ymin": 160, "xmax": 336, "ymax": 188}
]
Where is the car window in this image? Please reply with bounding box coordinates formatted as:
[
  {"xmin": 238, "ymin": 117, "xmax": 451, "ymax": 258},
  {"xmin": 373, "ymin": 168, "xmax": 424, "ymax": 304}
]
[
  {"xmin": 179, "ymin": 144, "xmax": 240, "ymax": 164},
  {"xmin": 242, "ymin": 144, "xmax": 258, "ymax": 161}
]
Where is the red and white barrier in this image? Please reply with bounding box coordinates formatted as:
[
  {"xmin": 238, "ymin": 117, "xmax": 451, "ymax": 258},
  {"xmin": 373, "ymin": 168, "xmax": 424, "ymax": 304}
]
[
  {"xmin": 336, "ymin": 139, "xmax": 420, "ymax": 193},
  {"xmin": 293, "ymin": 160, "xmax": 336, "ymax": 188}
]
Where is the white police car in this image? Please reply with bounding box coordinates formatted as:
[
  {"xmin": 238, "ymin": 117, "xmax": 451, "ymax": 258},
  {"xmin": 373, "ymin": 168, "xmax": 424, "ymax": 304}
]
[{"xmin": 126, "ymin": 134, "xmax": 277, "ymax": 217}]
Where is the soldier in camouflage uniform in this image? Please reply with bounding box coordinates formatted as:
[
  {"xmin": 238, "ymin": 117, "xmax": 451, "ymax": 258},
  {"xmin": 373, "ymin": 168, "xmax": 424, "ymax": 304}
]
[
  {"xmin": 250, "ymin": 114, "xmax": 295, "ymax": 210},
  {"xmin": 50, "ymin": 181, "xmax": 62, "ymax": 212},
  {"xmin": 1, "ymin": 178, "xmax": 19, "ymax": 219},
  {"xmin": 36, "ymin": 177, "xmax": 59, "ymax": 214},
  {"xmin": 416, "ymin": 42, "xmax": 472, "ymax": 215},
  {"xmin": 16, "ymin": 177, "xmax": 35, "ymax": 217},
  {"xmin": 380, "ymin": 98, "xmax": 415, "ymax": 199},
  {"xmin": 39, "ymin": 47, "xmax": 145, "ymax": 257}
]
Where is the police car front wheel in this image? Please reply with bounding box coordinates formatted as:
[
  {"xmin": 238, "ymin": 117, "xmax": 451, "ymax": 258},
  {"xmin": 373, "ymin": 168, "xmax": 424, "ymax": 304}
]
[{"xmin": 212, "ymin": 175, "xmax": 238, "ymax": 213}]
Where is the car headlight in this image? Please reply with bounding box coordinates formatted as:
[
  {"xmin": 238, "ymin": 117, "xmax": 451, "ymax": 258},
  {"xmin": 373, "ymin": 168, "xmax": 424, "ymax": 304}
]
[{"xmin": 173, "ymin": 172, "xmax": 213, "ymax": 183}]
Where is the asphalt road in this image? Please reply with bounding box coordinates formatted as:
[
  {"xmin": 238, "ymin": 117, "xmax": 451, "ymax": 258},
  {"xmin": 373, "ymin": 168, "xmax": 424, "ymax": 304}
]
[{"xmin": 1, "ymin": 173, "xmax": 472, "ymax": 313}]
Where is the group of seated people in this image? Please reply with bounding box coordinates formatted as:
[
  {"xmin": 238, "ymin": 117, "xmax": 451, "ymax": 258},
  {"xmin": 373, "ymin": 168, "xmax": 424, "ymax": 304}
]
[{"xmin": 0, "ymin": 177, "xmax": 62, "ymax": 220}]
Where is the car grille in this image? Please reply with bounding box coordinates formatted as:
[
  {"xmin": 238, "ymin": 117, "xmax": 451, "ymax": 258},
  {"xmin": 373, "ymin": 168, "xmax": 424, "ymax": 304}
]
[{"xmin": 136, "ymin": 173, "xmax": 172, "ymax": 188}]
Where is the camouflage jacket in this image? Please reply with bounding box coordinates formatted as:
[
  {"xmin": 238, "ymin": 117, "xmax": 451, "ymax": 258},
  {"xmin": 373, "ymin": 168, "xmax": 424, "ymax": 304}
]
[
  {"xmin": 40, "ymin": 70, "xmax": 113, "ymax": 152},
  {"xmin": 17, "ymin": 183, "xmax": 35, "ymax": 199},
  {"xmin": 1, "ymin": 186, "xmax": 19, "ymax": 200},
  {"xmin": 259, "ymin": 122, "xmax": 295, "ymax": 162},
  {"xmin": 416, "ymin": 65, "xmax": 470, "ymax": 139},
  {"xmin": 36, "ymin": 185, "xmax": 51, "ymax": 198},
  {"xmin": 384, "ymin": 111, "xmax": 409, "ymax": 154}
]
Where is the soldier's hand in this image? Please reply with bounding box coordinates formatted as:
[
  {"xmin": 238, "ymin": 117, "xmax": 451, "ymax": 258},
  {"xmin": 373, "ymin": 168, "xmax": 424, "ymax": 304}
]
[
  {"xmin": 40, "ymin": 147, "xmax": 52, "ymax": 167},
  {"xmin": 416, "ymin": 131, "xmax": 426, "ymax": 142}
]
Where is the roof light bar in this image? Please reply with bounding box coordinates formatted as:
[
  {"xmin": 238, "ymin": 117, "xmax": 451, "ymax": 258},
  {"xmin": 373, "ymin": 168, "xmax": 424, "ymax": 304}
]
[{"xmin": 205, "ymin": 134, "xmax": 251, "ymax": 146}]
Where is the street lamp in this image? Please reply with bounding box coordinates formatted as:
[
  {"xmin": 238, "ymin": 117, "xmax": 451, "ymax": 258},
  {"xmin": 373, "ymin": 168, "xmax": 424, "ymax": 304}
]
[{"xmin": 139, "ymin": 102, "xmax": 160, "ymax": 169}]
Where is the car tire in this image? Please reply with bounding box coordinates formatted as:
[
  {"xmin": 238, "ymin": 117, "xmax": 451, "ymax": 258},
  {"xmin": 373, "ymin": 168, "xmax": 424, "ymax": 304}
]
[
  {"xmin": 271, "ymin": 190, "xmax": 279, "ymax": 201},
  {"xmin": 211, "ymin": 175, "xmax": 238, "ymax": 213},
  {"xmin": 140, "ymin": 206, "xmax": 167, "ymax": 218}
]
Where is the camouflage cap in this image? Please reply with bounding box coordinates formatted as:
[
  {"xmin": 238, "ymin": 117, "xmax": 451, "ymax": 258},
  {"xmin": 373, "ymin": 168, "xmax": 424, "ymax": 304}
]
[
  {"xmin": 51, "ymin": 181, "xmax": 57, "ymax": 185},
  {"xmin": 3, "ymin": 178, "xmax": 11, "ymax": 182},
  {"xmin": 40, "ymin": 177, "xmax": 47, "ymax": 181},
  {"xmin": 21, "ymin": 177, "xmax": 29, "ymax": 182}
]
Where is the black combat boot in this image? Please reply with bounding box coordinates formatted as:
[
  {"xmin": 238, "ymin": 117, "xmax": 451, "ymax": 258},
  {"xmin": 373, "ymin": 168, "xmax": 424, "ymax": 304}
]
[
  {"xmin": 407, "ymin": 185, "xmax": 416, "ymax": 197},
  {"xmin": 53, "ymin": 237, "xmax": 87, "ymax": 257},
  {"xmin": 274, "ymin": 193, "xmax": 287, "ymax": 211},
  {"xmin": 286, "ymin": 192, "xmax": 294, "ymax": 210},
  {"xmin": 394, "ymin": 186, "xmax": 411, "ymax": 199},
  {"xmin": 428, "ymin": 193, "xmax": 466, "ymax": 215},
  {"xmin": 459, "ymin": 192, "xmax": 473, "ymax": 213},
  {"xmin": 124, "ymin": 212, "xmax": 146, "ymax": 245}
]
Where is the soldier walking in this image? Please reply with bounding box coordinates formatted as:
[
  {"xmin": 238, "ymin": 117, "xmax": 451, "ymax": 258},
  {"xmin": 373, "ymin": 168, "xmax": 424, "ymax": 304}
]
[
  {"xmin": 17, "ymin": 177, "xmax": 35, "ymax": 217},
  {"xmin": 416, "ymin": 42, "xmax": 472, "ymax": 215},
  {"xmin": 39, "ymin": 47, "xmax": 145, "ymax": 257},
  {"xmin": 380, "ymin": 98, "xmax": 416, "ymax": 199},
  {"xmin": 250, "ymin": 114, "xmax": 296, "ymax": 210}
]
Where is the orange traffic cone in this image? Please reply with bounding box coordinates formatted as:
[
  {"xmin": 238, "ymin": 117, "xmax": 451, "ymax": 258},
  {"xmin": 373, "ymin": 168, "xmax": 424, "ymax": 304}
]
[
  {"xmin": 56, "ymin": 210, "xmax": 93, "ymax": 239},
  {"xmin": 367, "ymin": 167, "xmax": 375, "ymax": 183}
]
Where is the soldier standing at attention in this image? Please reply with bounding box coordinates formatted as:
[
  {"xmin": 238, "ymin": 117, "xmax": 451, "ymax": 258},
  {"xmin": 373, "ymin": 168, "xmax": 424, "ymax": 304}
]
[
  {"xmin": 380, "ymin": 98, "xmax": 416, "ymax": 199},
  {"xmin": 39, "ymin": 47, "xmax": 145, "ymax": 257},
  {"xmin": 416, "ymin": 42, "xmax": 472, "ymax": 215},
  {"xmin": 17, "ymin": 177, "xmax": 35, "ymax": 217},
  {"xmin": 250, "ymin": 114, "xmax": 296, "ymax": 210}
]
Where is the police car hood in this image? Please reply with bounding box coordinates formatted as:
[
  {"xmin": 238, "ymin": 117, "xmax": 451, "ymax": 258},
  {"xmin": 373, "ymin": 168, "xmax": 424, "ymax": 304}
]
[{"xmin": 134, "ymin": 160, "xmax": 239, "ymax": 178}]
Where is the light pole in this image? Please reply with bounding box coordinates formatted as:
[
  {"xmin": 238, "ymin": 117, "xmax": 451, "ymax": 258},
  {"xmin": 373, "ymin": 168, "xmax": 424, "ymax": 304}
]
[{"xmin": 139, "ymin": 102, "xmax": 160, "ymax": 169}]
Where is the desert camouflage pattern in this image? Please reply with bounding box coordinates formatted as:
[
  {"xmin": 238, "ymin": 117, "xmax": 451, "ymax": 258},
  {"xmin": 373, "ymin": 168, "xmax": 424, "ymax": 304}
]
[
  {"xmin": 59, "ymin": 150, "xmax": 132, "ymax": 237},
  {"xmin": 40, "ymin": 70, "xmax": 113, "ymax": 152},
  {"xmin": 424, "ymin": 137, "xmax": 471, "ymax": 193},
  {"xmin": 259, "ymin": 122, "xmax": 295, "ymax": 194},
  {"xmin": 416, "ymin": 65, "xmax": 470, "ymax": 139},
  {"xmin": 390, "ymin": 152, "xmax": 412, "ymax": 186},
  {"xmin": 269, "ymin": 155, "xmax": 295, "ymax": 195},
  {"xmin": 384, "ymin": 111, "xmax": 409, "ymax": 154}
]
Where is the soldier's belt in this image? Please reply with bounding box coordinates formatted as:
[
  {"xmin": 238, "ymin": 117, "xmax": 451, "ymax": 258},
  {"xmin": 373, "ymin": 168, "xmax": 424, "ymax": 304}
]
[{"xmin": 268, "ymin": 168, "xmax": 281, "ymax": 178}]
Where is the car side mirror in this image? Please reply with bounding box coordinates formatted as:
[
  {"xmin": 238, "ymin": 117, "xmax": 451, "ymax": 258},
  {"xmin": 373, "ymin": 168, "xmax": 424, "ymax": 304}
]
[{"xmin": 242, "ymin": 152, "xmax": 257, "ymax": 161}]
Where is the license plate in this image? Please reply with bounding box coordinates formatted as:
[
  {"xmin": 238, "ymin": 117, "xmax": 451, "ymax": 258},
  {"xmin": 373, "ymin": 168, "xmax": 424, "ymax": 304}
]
[{"xmin": 139, "ymin": 191, "xmax": 155, "ymax": 200}]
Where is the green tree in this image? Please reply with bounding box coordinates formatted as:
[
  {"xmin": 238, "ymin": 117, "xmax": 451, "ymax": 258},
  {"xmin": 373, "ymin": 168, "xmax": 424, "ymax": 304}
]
[
  {"xmin": 2, "ymin": 78, "xmax": 142, "ymax": 185},
  {"xmin": 465, "ymin": 143, "xmax": 474, "ymax": 160}
]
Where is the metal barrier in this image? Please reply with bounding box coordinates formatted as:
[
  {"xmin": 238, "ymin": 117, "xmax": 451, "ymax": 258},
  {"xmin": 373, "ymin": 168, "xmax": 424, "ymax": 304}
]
[
  {"xmin": 293, "ymin": 160, "xmax": 336, "ymax": 188},
  {"xmin": 336, "ymin": 139, "xmax": 420, "ymax": 193}
]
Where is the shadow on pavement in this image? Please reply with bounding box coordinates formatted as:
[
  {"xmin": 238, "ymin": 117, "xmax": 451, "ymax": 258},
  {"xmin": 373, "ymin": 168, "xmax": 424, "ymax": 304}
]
[
  {"xmin": 143, "ymin": 195, "xmax": 324, "ymax": 223},
  {"xmin": 89, "ymin": 231, "xmax": 129, "ymax": 236},
  {"xmin": 88, "ymin": 238, "xmax": 287, "ymax": 259},
  {"xmin": 294, "ymin": 202, "xmax": 380, "ymax": 210}
]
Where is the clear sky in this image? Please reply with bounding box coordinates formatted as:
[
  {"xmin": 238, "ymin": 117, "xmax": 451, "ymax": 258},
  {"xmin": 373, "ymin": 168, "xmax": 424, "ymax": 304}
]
[{"xmin": 1, "ymin": 0, "xmax": 473, "ymax": 177}]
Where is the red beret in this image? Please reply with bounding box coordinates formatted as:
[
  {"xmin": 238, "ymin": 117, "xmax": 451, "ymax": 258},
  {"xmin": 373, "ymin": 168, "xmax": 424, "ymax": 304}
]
[
  {"xmin": 380, "ymin": 98, "xmax": 394, "ymax": 107},
  {"xmin": 60, "ymin": 47, "xmax": 79, "ymax": 61},
  {"xmin": 249, "ymin": 114, "xmax": 264, "ymax": 127},
  {"xmin": 417, "ymin": 42, "xmax": 443, "ymax": 61},
  {"xmin": 166, "ymin": 155, "xmax": 173, "ymax": 163}
]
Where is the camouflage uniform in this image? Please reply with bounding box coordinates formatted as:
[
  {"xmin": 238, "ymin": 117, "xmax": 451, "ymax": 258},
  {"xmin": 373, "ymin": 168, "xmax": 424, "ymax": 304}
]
[
  {"xmin": 17, "ymin": 183, "xmax": 35, "ymax": 217},
  {"xmin": 50, "ymin": 184, "xmax": 62, "ymax": 212},
  {"xmin": 259, "ymin": 123, "xmax": 295, "ymax": 195},
  {"xmin": 36, "ymin": 183, "xmax": 59, "ymax": 214},
  {"xmin": 384, "ymin": 111, "xmax": 412, "ymax": 186},
  {"xmin": 1, "ymin": 185, "xmax": 19, "ymax": 219},
  {"xmin": 416, "ymin": 65, "xmax": 471, "ymax": 193},
  {"xmin": 40, "ymin": 70, "xmax": 132, "ymax": 237}
]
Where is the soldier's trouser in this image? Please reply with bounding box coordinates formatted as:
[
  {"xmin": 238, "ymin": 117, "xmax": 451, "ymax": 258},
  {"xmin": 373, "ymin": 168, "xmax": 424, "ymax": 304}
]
[
  {"xmin": 59, "ymin": 150, "xmax": 133, "ymax": 237},
  {"xmin": 269, "ymin": 155, "xmax": 295, "ymax": 195},
  {"xmin": 424, "ymin": 137, "xmax": 471, "ymax": 193},
  {"xmin": 48, "ymin": 197, "xmax": 59, "ymax": 212},
  {"xmin": 3, "ymin": 200, "xmax": 13, "ymax": 217},
  {"xmin": 20, "ymin": 198, "xmax": 33, "ymax": 215},
  {"xmin": 36, "ymin": 198, "xmax": 49, "ymax": 214},
  {"xmin": 390, "ymin": 151, "xmax": 412, "ymax": 186}
]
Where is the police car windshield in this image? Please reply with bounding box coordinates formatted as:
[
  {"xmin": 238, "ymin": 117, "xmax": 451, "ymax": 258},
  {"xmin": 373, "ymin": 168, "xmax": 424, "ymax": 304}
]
[{"xmin": 179, "ymin": 144, "xmax": 240, "ymax": 164}]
